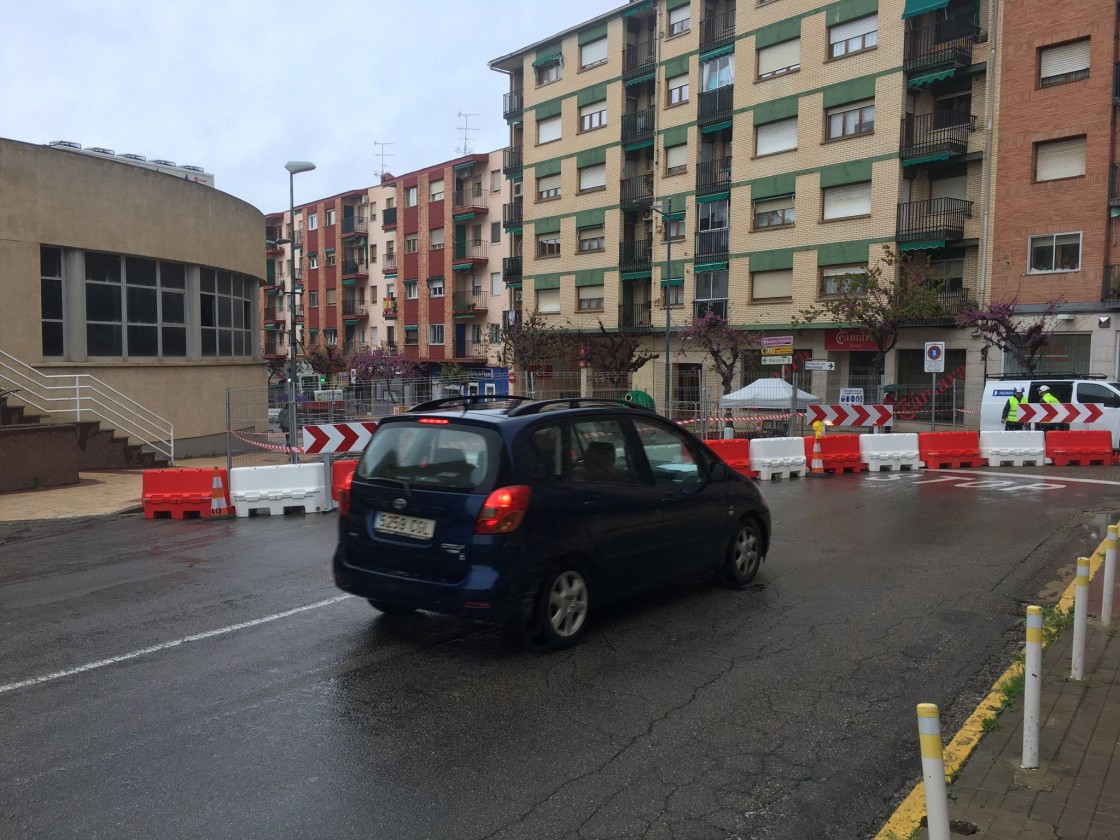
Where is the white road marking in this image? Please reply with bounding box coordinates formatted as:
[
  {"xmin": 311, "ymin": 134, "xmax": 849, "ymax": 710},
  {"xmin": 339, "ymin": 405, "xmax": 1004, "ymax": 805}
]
[
  {"xmin": 935, "ymin": 469, "xmax": 1120, "ymax": 487},
  {"xmin": 0, "ymin": 594, "xmax": 352, "ymax": 696}
]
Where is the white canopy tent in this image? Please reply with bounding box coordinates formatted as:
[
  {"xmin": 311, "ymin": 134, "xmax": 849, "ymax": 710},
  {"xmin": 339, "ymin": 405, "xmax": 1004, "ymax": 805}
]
[{"xmin": 719, "ymin": 378, "xmax": 821, "ymax": 410}]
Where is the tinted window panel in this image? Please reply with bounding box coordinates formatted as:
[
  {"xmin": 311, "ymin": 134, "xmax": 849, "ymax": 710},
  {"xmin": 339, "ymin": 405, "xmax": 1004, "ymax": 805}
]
[
  {"xmin": 358, "ymin": 424, "xmax": 499, "ymax": 492},
  {"xmin": 87, "ymin": 323, "xmax": 122, "ymax": 356},
  {"xmin": 86, "ymin": 283, "xmax": 121, "ymax": 321}
]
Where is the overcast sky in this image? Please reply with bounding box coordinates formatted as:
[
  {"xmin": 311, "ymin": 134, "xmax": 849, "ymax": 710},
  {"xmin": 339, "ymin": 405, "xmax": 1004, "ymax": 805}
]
[{"xmin": 3, "ymin": 0, "xmax": 617, "ymax": 215}]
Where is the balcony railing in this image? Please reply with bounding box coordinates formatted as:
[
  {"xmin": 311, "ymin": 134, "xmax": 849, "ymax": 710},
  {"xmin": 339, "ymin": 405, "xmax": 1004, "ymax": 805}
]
[
  {"xmin": 619, "ymin": 239, "xmax": 653, "ymax": 272},
  {"xmin": 382, "ymin": 299, "xmax": 399, "ymax": 318},
  {"xmin": 453, "ymin": 290, "xmax": 488, "ymax": 317},
  {"xmin": 903, "ymin": 18, "xmax": 982, "ymax": 73},
  {"xmin": 503, "ymin": 256, "xmax": 522, "ymax": 281},
  {"xmin": 896, "ymin": 198, "xmax": 973, "ymax": 242},
  {"xmin": 342, "ymin": 301, "xmax": 368, "ymax": 317},
  {"xmin": 700, "ymin": 7, "xmax": 736, "ymax": 52},
  {"xmin": 619, "ymin": 302, "xmax": 653, "ymax": 331},
  {"xmin": 1104, "ymin": 266, "xmax": 1120, "ymax": 308},
  {"xmin": 383, "ymin": 342, "xmax": 399, "ymax": 355},
  {"xmin": 503, "ymin": 145, "xmax": 523, "ymax": 175},
  {"xmin": 620, "ymin": 172, "xmax": 654, "ymax": 206},
  {"xmin": 503, "ymin": 89, "xmax": 524, "ymax": 120},
  {"xmin": 502, "ymin": 309, "xmax": 521, "ymax": 328},
  {"xmin": 696, "ymin": 157, "xmax": 732, "ymax": 195},
  {"xmin": 1110, "ymin": 165, "xmax": 1120, "ymax": 207},
  {"xmin": 903, "ymin": 285, "xmax": 978, "ymax": 325},
  {"xmin": 382, "ymin": 206, "xmax": 397, "ymax": 227},
  {"xmin": 382, "ymin": 253, "xmax": 397, "ymax": 272},
  {"xmin": 622, "ymin": 39, "xmax": 656, "ymax": 82},
  {"xmin": 452, "ymin": 185, "xmax": 486, "ymax": 210},
  {"xmin": 900, "ymin": 112, "xmax": 976, "ymax": 160},
  {"xmin": 694, "ymin": 299, "xmax": 729, "ymax": 320},
  {"xmin": 621, "ymin": 107, "xmax": 655, "ymax": 145},
  {"xmin": 263, "ymin": 339, "xmax": 284, "ymax": 356},
  {"xmin": 294, "ymin": 230, "xmax": 304, "ymax": 247},
  {"xmin": 342, "ymin": 260, "xmax": 367, "ymax": 276},
  {"xmin": 698, "ymin": 85, "xmax": 734, "ymax": 125},
  {"xmin": 695, "ymin": 229, "xmax": 730, "ymax": 261},
  {"xmin": 503, "ymin": 200, "xmax": 523, "ymax": 228},
  {"xmin": 291, "ymin": 306, "xmax": 305, "ymax": 320},
  {"xmin": 341, "ymin": 217, "xmax": 368, "ymax": 235},
  {"xmin": 263, "ymin": 306, "xmax": 282, "ymax": 322},
  {"xmin": 343, "ymin": 340, "xmax": 369, "ymax": 355},
  {"xmin": 453, "ymin": 239, "xmax": 488, "ymax": 261}
]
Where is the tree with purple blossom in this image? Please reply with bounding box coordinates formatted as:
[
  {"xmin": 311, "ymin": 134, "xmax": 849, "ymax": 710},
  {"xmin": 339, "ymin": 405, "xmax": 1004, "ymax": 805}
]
[{"xmin": 955, "ymin": 297, "xmax": 1060, "ymax": 374}]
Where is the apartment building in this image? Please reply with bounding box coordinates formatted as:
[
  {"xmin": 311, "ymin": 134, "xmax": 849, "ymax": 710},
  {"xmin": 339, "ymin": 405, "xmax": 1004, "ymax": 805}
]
[
  {"xmin": 490, "ymin": 0, "xmax": 999, "ymax": 407},
  {"xmin": 263, "ymin": 151, "xmax": 511, "ymax": 384},
  {"xmin": 989, "ymin": 0, "xmax": 1120, "ymax": 374}
]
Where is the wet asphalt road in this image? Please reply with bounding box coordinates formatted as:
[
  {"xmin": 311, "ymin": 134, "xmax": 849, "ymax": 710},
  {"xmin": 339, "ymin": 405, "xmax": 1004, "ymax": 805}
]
[{"xmin": 2, "ymin": 466, "xmax": 1119, "ymax": 840}]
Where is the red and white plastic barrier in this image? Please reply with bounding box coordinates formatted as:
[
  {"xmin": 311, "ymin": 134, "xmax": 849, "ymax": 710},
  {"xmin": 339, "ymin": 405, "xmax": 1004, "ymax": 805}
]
[{"xmin": 808, "ymin": 404, "xmax": 894, "ymax": 427}]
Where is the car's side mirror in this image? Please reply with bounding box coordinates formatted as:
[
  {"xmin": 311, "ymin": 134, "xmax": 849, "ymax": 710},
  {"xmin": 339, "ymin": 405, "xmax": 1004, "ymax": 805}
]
[{"xmin": 709, "ymin": 462, "xmax": 731, "ymax": 482}]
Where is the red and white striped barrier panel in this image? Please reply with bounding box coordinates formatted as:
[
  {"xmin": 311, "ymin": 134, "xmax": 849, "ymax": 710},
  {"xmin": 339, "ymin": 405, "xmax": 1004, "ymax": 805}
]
[
  {"xmin": 1016, "ymin": 403, "xmax": 1104, "ymax": 425},
  {"xmin": 302, "ymin": 421, "xmax": 378, "ymax": 454},
  {"xmin": 808, "ymin": 404, "xmax": 894, "ymax": 427}
]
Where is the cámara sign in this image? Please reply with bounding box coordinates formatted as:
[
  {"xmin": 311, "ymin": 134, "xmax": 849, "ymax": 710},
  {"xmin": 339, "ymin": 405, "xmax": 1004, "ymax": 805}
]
[{"xmin": 824, "ymin": 329, "xmax": 878, "ymax": 352}]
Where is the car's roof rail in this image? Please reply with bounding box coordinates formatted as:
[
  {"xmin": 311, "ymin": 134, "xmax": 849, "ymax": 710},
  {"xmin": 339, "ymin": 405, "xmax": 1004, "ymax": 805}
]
[
  {"xmin": 985, "ymin": 372, "xmax": 1106, "ymax": 381},
  {"xmin": 506, "ymin": 397, "xmax": 657, "ymax": 417},
  {"xmin": 407, "ymin": 394, "xmax": 529, "ymax": 413}
]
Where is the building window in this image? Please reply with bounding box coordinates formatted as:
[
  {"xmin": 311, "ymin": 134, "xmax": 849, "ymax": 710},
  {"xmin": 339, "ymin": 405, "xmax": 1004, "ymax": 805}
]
[
  {"xmin": 429, "ymin": 324, "xmax": 445, "ymax": 345},
  {"xmin": 308, "ymin": 213, "xmax": 318, "ymax": 231},
  {"xmin": 537, "ymin": 115, "xmax": 562, "ymax": 144},
  {"xmin": 324, "ymin": 329, "xmax": 337, "ymax": 345},
  {"xmin": 491, "ymin": 222, "xmax": 501, "ymax": 243},
  {"xmin": 309, "ymin": 291, "xmax": 319, "ymax": 307},
  {"xmin": 491, "ymin": 272, "xmax": 502, "ymax": 296},
  {"xmin": 308, "ymin": 254, "xmax": 319, "ymax": 270},
  {"xmin": 822, "ymin": 181, "xmax": 872, "ymax": 220},
  {"xmin": 758, "ymin": 38, "xmax": 800, "ymax": 80},
  {"xmin": 326, "ymin": 209, "xmax": 336, "ymax": 226},
  {"xmin": 666, "ymin": 217, "xmax": 686, "ymax": 241},
  {"xmin": 405, "ymin": 234, "xmax": 419, "ymax": 253},
  {"xmin": 579, "ymin": 226, "xmax": 605, "ymax": 252},
  {"xmin": 430, "ymin": 228, "xmax": 445, "ymax": 250},
  {"xmin": 695, "ymin": 270, "xmax": 729, "ymax": 308},
  {"xmin": 578, "ymin": 163, "xmax": 606, "ymax": 192},
  {"xmin": 698, "ymin": 199, "xmax": 729, "ymax": 232},
  {"xmin": 405, "ymin": 279, "xmax": 419, "ymax": 299},
  {"xmin": 829, "ymin": 15, "xmax": 877, "ymax": 59},
  {"xmin": 578, "ymin": 285, "xmax": 605, "ymax": 311},
  {"xmin": 667, "ymin": 73, "xmax": 689, "ymax": 106},
  {"xmin": 326, "ymin": 288, "xmax": 336, "ymax": 306},
  {"xmin": 537, "ymin": 173, "xmax": 561, "ymax": 201},
  {"xmin": 537, "ymin": 235, "xmax": 562, "ymax": 258},
  {"xmin": 821, "ymin": 265, "xmax": 868, "ymax": 297},
  {"xmin": 326, "ymin": 251, "xmax": 336, "ymax": 266},
  {"xmin": 753, "ymin": 194, "xmax": 795, "ymax": 229},
  {"xmin": 537, "ymin": 288, "xmax": 561, "ymax": 314},
  {"xmin": 580, "ymin": 101, "xmax": 607, "ymax": 132},
  {"xmin": 404, "ymin": 327, "xmax": 418, "ymax": 345},
  {"xmin": 1035, "ymin": 136, "xmax": 1087, "ymax": 181},
  {"xmin": 665, "ymin": 144, "xmax": 688, "ymax": 175},
  {"xmin": 198, "ymin": 267, "xmax": 252, "ymax": 358},
  {"xmin": 752, "ymin": 269, "xmax": 793, "ymax": 301},
  {"xmin": 489, "ymin": 323, "xmax": 500, "ymax": 343},
  {"xmin": 404, "ymin": 186, "xmax": 418, "ymax": 207},
  {"xmin": 664, "ymin": 284, "xmax": 684, "ymax": 307},
  {"xmin": 826, "ymin": 100, "xmax": 875, "ymax": 140},
  {"xmin": 40, "ymin": 246, "xmax": 64, "ymax": 356},
  {"xmin": 756, "ymin": 117, "xmax": 798, "ymax": 156},
  {"xmin": 580, "ymin": 36, "xmax": 607, "ymax": 69},
  {"xmin": 702, "ymin": 55, "xmax": 733, "ymax": 90},
  {"xmin": 536, "ymin": 57, "xmax": 562, "ymax": 85},
  {"xmin": 668, "ymin": 5, "xmax": 690, "ymax": 36},
  {"xmin": 1039, "ymin": 39, "xmax": 1090, "ymax": 88},
  {"xmin": 430, "ymin": 179, "xmax": 445, "ymax": 202},
  {"xmin": 490, "ymin": 169, "xmax": 502, "ymax": 192},
  {"xmin": 428, "ymin": 277, "xmax": 444, "ymax": 297},
  {"xmin": 1029, "ymin": 232, "xmax": 1082, "ymax": 273}
]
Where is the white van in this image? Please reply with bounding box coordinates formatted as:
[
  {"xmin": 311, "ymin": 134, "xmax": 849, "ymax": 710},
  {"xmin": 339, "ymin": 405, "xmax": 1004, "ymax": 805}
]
[{"xmin": 980, "ymin": 375, "xmax": 1120, "ymax": 448}]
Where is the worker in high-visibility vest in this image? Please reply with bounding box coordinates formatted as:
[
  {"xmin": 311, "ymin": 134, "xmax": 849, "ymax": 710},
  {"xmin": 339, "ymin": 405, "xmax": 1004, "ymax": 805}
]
[
  {"xmin": 1037, "ymin": 384, "xmax": 1065, "ymax": 431},
  {"xmin": 1002, "ymin": 387, "xmax": 1028, "ymax": 430}
]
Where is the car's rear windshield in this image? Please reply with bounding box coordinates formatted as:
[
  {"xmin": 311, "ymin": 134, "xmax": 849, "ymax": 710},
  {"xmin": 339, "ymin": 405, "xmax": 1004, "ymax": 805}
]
[{"xmin": 356, "ymin": 421, "xmax": 500, "ymax": 492}]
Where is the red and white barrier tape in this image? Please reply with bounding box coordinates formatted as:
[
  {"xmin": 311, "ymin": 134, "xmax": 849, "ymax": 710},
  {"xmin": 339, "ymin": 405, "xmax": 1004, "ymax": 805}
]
[
  {"xmin": 231, "ymin": 429, "xmax": 303, "ymax": 454},
  {"xmin": 677, "ymin": 412, "xmax": 802, "ymax": 426}
]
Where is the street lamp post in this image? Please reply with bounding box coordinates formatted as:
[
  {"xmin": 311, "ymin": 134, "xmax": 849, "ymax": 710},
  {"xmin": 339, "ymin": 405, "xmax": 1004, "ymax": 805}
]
[
  {"xmin": 662, "ymin": 196, "xmax": 673, "ymax": 419},
  {"xmin": 285, "ymin": 160, "xmax": 315, "ymax": 463}
]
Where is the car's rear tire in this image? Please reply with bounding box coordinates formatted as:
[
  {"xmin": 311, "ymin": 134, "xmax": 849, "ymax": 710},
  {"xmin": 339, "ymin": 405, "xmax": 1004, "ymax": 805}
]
[
  {"xmin": 722, "ymin": 519, "xmax": 763, "ymax": 588},
  {"xmin": 367, "ymin": 599, "xmax": 416, "ymax": 616},
  {"xmin": 528, "ymin": 564, "xmax": 591, "ymax": 650}
]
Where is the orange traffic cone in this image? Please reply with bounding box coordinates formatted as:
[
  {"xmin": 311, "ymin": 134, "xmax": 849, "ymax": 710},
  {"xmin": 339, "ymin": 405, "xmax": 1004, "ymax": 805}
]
[
  {"xmin": 210, "ymin": 468, "xmax": 229, "ymax": 516},
  {"xmin": 810, "ymin": 437, "xmax": 825, "ymax": 476}
]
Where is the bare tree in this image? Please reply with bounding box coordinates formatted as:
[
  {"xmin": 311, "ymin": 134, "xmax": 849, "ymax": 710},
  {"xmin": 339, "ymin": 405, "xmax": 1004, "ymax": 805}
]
[
  {"xmin": 576, "ymin": 320, "xmax": 659, "ymax": 392},
  {"xmin": 956, "ymin": 298, "xmax": 1060, "ymax": 374},
  {"xmin": 496, "ymin": 314, "xmax": 570, "ymax": 372},
  {"xmin": 680, "ymin": 312, "xmax": 762, "ymax": 395}
]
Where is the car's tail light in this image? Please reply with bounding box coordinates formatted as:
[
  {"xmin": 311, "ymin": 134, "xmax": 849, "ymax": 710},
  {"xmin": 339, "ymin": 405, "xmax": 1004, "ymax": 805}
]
[
  {"xmin": 475, "ymin": 485, "xmax": 531, "ymax": 535},
  {"xmin": 339, "ymin": 471, "xmax": 355, "ymax": 516}
]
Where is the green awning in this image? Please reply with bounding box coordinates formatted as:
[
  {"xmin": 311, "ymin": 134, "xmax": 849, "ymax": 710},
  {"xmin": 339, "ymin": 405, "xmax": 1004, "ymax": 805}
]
[
  {"xmin": 694, "ymin": 261, "xmax": 728, "ymax": 273},
  {"xmin": 621, "ymin": 270, "xmax": 652, "ymax": 281},
  {"xmin": 908, "ymin": 68, "xmax": 956, "ymax": 88},
  {"xmin": 505, "ymin": 282, "xmax": 523, "ymax": 289},
  {"xmin": 504, "ymin": 226, "xmax": 523, "ymax": 234},
  {"xmin": 532, "ymin": 51, "xmax": 561, "ymax": 68},
  {"xmin": 342, "ymin": 278, "xmax": 355, "ymax": 286},
  {"xmin": 507, "ymin": 117, "xmax": 523, "ymax": 126},
  {"xmin": 659, "ymin": 278, "xmax": 684, "ymax": 286},
  {"xmin": 453, "ymin": 212, "xmax": 475, "ymax": 221},
  {"xmin": 696, "ymin": 191, "xmax": 730, "ymax": 204},
  {"xmin": 265, "ymin": 287, "xmax": 279, "ymax": 295},
  {"xmin": 701, "ymin": 119, "xmax": 733, "ymax": 134},
  {"xmin": 1111, "ymin": 207, "xmax": 1120, "ymax": 219},
  {"xmin": 902, "ymin": 0, "xmax": 948, "ymax": 19},
  {"xmin": 404, "ymin": 325, "xmax": 419, "ymax": 331},
  {"xmin": 383, "ymin": 272, "xmax": 397, "ymax": 279},
  {"xmin": 453, "ymin": 161, "xmax": 475, "ymax": 171},
  {"xmin": 621, "ymin": 0, "xmax": 653, "ymax": 16},
  {"xmin": 623, "ymin": 138, "xmax": 654, "ymax": 152},
  {"xmin": 902, "ymin": 152, "xmax": 952, "ymax": 167},
  {"xmin": 624, "ymin": 72, "xmax": 656, "ymax": 87},
  {"xmin": 666, "ymin": 211, "xmax": 685, "ymax": 221},
  {"xmin": 699, "ymin": 44, "xmax": 735, "ymax": 63},
  {"xmin": 324, "ymin": 247, "xmax": 335, "ymax": 254},
  {"xmin": 899, "ymin": 239, "xmax": 947, "ymax": 251},
  {"xmin": 453, "ymin": 263, "xmax": 474, "ymax": 271},
  {"xmin": 343, "ymin": 318, "xmax": 359, "ymax": 324},
  {"xmin": 265, "ymin": 323, "xmax": 280, "ymax": 330}
]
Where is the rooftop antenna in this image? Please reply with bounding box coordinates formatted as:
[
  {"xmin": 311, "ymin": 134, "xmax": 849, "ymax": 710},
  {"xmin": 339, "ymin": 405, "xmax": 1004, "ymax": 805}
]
[
  {"xmin": 372, "ymin": 141, "xmax": 395, "ymax": 182},
  {"xmin": 456, "ymin": 112, "xmax": 478, "ymax": 156}
]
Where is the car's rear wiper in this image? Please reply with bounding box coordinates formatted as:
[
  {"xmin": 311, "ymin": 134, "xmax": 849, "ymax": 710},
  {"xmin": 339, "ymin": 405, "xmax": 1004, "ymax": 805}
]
[{"xmin": 366, "ymin": 475, "xmax": 412, "ymax": 496}]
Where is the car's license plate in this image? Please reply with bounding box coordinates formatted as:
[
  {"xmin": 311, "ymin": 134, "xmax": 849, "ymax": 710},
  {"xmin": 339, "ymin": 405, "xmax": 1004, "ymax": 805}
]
[{"xmin": 374, "ymin": 511, "xmax": 435, "ymax": 540}]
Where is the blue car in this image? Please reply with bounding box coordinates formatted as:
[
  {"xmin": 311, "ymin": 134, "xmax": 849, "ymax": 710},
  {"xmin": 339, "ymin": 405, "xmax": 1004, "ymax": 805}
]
[{"xmin": 333, "ymin": 396, "xmax": 771, "ymax": 649}]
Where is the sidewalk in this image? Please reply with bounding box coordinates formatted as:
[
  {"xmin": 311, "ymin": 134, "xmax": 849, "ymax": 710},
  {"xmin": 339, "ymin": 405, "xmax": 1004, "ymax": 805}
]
[{"xmin": 880, "ymin": 535, "xmax": 1120, "ymax": 839}]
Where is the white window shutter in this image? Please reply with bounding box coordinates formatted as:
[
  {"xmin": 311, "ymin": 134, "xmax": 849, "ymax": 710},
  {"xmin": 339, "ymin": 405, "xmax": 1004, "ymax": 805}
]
[
  {"xmin": 1036, "ymin": 137, "xmax": 1087, "ymax": 180},
  {"xmin": 930, "ymin": 175, "xmax": 968, "ymax": 201},
  {"xmin": 1040, "ymin": 40, "xmax": 1090, "ymax": 79},
  {"xmin": 666, "ymin": 145, "xmax": 688, "ymax": 169},
  {"xmin": 579, "ymin": 163, "xmax": 606, "ymax": 190},
  {"xmin": 756, "ymin": 117, "xmax": 798, "ymax": 155},
  {"xmin": 823, "ymin": 182, "xmax": 871, "ymax": 219},
  {"xmin": 752, "ymin": 269, "xmax": 793, "ymax": 299},
  {"xmin": 830, "ymin": 14, "xmax": 877, "ymax": 44},
  {"xmin": 537, "ymin": 174, "xmax": 561, "ymax": 192},
  {"xmin": 754, "ymin": 195, "xmax": 794, "ymax": 214},
  {"xmin": 538, "ymin": 116, "xmax": 562, "ymax": 144},
  {"xmin": 758, "ymin": 38, "xmax": 800, "ymax": 76},
  {"xmin": 581, "ymin": 38, "xmax": 607, "ymax": 67}
]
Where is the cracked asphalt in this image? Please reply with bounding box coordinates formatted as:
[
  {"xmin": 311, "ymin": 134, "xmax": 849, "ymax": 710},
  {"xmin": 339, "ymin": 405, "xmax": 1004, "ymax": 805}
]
[{"xmin": 2, "ymin": 466, "xmax": 1118, "ymax": 839}]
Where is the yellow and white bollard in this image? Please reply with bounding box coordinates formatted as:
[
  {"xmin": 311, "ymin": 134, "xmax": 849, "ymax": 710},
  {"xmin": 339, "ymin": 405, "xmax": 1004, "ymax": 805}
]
[
  {"xmin": 917, "ymin": 703, "xmax": 951, "ymax": 840},
  {"xmin": 1071, "ymin": 556, "xmax": 1090, "ymax": 681},
  {"xmin": 1022, "ymin": 605, "xmax": 1044, "ymax": 769},
  {"xmin": 1102, "ymin": 524, "xmax": 1116, "ymax": 627}
]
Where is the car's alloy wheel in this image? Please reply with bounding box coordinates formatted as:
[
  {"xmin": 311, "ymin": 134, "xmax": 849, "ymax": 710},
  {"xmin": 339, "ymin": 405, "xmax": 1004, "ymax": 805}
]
[
  {"xmin": 723, "ymin": 519, "xmax": 762, "ymax": 588},
  {"xmin": 530, "ymin": 566, "xmax": 590, "ymax": 649}
]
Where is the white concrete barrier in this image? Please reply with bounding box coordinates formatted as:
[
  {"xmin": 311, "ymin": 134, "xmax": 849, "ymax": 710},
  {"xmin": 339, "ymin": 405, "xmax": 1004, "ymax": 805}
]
[
  {"xmin": 859, "ymin": 433, "xmax": 923, "ymax": 472},
  {"xmin": 229, "ymin": 464, "xmax": 327, "ymax": 517},
  {"xmin": 978, "ymin": 430, "xmax": 1048, "ymax": 467},
  {"xmin": 749, "ymin": 437, "xmax": 807, "ymax": 480}
]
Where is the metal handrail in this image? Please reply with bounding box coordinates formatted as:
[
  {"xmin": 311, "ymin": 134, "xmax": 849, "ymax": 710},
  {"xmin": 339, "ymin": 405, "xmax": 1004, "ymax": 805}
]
[{"xmin": 0, "ymin": 347, "xmax": 174, "ymax": 461}]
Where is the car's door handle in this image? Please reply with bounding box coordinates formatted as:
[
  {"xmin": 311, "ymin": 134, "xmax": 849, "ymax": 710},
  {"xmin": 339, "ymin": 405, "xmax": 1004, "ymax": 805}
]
[{"xmin": 581, "ymin": 500, "xmax": 598, "ymax": 509}]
